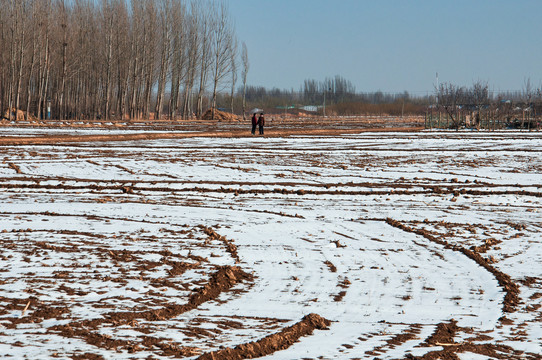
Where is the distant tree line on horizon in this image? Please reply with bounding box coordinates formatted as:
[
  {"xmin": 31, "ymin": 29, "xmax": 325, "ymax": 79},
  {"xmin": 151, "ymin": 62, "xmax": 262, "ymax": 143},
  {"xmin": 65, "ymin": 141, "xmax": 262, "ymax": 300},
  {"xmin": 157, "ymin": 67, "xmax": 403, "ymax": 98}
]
[
  {"xmin": 221, "ymin": 75, "xmax": 427, "ymax": 117},
  {"xmin": 231, "ymin": 77, "xmax": 542, "ymax": 118}
]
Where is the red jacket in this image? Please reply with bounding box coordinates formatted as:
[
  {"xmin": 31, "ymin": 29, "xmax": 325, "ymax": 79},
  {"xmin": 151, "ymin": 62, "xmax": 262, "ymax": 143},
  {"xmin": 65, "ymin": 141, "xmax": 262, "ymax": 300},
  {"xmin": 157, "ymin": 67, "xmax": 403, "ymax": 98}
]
[{"xmin": 252, "ymin": 114, "xmax": 257, "ymax": 125}]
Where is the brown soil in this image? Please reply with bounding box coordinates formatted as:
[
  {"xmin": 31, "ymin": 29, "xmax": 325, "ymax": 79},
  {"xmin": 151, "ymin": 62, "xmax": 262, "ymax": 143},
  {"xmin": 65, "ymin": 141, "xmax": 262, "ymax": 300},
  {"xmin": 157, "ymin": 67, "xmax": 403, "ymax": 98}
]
[
  {"xmin": 105, "ymin": 265, "xmax": 252, "ymax": 324},
  {"xmin": 0, "ymin": 113, "xmax": 423, "ymax": 129},
  {"xmin": 405, "ymin": 320, "xmax": 538, "ymax": 360},
  {"xmin": 324, "ymin": 260, "xmax": 337, "ymax": 273},
  {"xmin": 333, "ymin": 277, "xmax": 351, "ymax": 302},
  {"xmin": 0, "ymin": 126, "xmax": 424, "ymax": 146},
  {"xmin": 365, "ymin": 324, "xmax": 422, "ymax": 356},
  {"xmin": 3, "ymin": 107, "xmax": 37, "ymax": 121},
  {"xmin": 196, "ymin": 313, "xmax": 331, "ymax": 360},
  {"xmin": 200, "ymin": 225, "xmax": 241, "ymax": 263},
  {"xmin": 7, "ymin": 162, "xmax": 21, "ymax": 174},
  {"xmin": 202, "ymin": 109, "xmax": 240, "ymax": 121},
  {"xmin": 424, "ymin": 320, "xmax": 461, "ymax": 346}
]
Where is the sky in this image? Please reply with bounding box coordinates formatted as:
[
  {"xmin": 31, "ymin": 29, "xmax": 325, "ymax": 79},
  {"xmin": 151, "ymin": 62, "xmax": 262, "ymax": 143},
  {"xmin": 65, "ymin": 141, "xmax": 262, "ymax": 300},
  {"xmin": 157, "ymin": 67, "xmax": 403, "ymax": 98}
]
[{"xmin": 228, "ymin": 0, "xmax": 542, "ymax": 95}]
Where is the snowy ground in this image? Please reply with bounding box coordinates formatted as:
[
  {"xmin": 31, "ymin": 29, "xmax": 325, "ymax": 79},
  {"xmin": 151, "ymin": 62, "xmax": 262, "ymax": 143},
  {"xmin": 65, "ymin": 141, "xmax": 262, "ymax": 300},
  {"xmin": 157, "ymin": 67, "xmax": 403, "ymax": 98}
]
[{"xmin": 0, "ymin": 131, "xmax": 541, "ymax": 359}]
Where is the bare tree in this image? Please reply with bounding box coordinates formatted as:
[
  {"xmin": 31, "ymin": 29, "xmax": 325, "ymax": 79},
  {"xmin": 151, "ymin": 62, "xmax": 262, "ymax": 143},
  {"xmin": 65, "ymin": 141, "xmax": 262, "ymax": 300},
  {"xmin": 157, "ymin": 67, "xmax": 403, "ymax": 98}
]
[
  {"xmin": 25, "ymin": 0, "xmax": 40, "ymax": 120},
  {"xmin": 469, "ymin": 80, "xmax": 489, "ymax": 127},
  {"xmin": 195, "ymin": 0, "xmax": 213, "ymax": 118},
  {"xmin": 437, "ymin": 82, "xmax": 465, "ymax": 130},
  {"xmin": 101, "ymin": 0, "xmax": 114, "ymax": 121},
  {"xmin": 112, "ymin": 0, "xmax": 131, "ymax": 120},
  {"xmin": 470, "ymin": 80, "xmax": 489, "ymax": 109},
  {"xmin": 6, "ymin": 0, "xmax": 18, "ymax": 120},
  {"xmin": 181, "ymin": 1, "xmax": 202, "ymax": 119},
  {"xmin": 37, "ymin": 0, "xmax": 52, "ymax": 120},
  {"xmin": 209, "ymin": 1, "xmax": 235, "ymax": 120},
  {"xmin": 128, "ymin": 0, "xmax": 143, "ymax": 119},
  {"xmin": 168, "ymin": 0, "xmax": 187, "ymax": 120},
  {"xmin": 523, "ymin": 78, "xmax": 533, "ymax": 103},
  {"xmin": 13, "ymin": 0, "xmax": 29, "ymax": 118},
  {"xmin": 241, "ymin": 42, "xmax": 249, "ymax": 120},
  {"xmin": 0, "ymin": 0, "xmax": 7, "ymax": 116},
  {"xmin": 229, "ymin": 37, "xmax": 238, "ymax": 115},
  {"xmin": 142, "ymin": 0, "xmax": 157, "ymax": 119},
  {"xmin": 154, "ymin": 0, "xmax": 172, "ymax": 120}
]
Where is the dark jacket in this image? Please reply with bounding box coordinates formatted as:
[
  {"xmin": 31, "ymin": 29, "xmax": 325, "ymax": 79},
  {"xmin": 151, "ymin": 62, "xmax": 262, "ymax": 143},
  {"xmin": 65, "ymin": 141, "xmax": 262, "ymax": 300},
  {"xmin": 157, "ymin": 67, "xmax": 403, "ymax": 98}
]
[{"xmin": 258, "ymin": 114, "xmax": 265, "ymax": 126}]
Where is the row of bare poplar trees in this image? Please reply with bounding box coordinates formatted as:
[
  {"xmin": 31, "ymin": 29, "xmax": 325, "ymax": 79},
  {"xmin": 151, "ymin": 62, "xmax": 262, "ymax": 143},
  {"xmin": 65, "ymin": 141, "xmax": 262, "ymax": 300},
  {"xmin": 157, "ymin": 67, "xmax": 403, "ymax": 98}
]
[{"xmin": 0, "ymin": 0, "xmax": 249, "ymax": 121}]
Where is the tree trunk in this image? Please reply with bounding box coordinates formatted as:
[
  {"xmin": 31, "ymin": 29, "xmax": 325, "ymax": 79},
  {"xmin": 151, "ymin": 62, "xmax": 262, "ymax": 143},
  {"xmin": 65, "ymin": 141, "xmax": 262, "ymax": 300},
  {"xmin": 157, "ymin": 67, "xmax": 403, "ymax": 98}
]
[
  {"xmin": 59, "ymin": 21, "xmax": 68, "ymax": 120},
  {"xmin": 14, "ymin": 11, "xmax": 25, "ymax": 115},
  {"xmin": 155, "ymin": 30, "xmax": 169, "ymax": 120},
  {"xmin": 26, "ymin": 27, "xmax": 37, "ymax": 120},
  {"xmin": 104, "ymin": 15, "xmax": 113, "ymax": 121}
]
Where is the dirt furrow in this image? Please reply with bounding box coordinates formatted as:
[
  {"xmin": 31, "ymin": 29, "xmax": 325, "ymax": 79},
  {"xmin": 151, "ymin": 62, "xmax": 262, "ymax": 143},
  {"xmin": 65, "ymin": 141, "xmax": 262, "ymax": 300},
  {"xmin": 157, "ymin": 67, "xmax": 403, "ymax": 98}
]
[
  {"xmin": 404, "ymin": 320, "xmax": 539, "ymax": 360},
  {"xmin": 0, "ymin": 127, "xmax": 425, "ymax": 145},
  {"xmin": 102, "ymin": 265, "xmax": 252, "ymax": 324},
  {"xmin": 199, "ymin": 225, "xmax": 241, "ymax": 264},
  {"xmin": 2, "ymin": 181, "xmax": 540, "ymax": 199},
  {"xmin": 196, "ymin": 313, "xmax": 331, "ymax": 360}
]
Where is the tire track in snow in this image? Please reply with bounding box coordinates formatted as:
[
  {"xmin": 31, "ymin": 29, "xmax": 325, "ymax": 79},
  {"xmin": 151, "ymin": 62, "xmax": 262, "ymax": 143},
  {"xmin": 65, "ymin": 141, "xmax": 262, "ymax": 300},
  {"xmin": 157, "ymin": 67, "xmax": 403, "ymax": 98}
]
[{"xmin": 384, "ymin": 218, "xmax": 520, "ymax": 313}]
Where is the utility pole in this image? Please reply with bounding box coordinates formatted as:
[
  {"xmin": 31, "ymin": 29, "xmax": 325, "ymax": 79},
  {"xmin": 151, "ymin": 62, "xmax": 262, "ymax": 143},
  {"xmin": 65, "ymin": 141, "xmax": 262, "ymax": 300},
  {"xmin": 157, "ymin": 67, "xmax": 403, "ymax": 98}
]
[
  {"xmin": 323, "ymin": 89, "xmax": 326, "ymax": 118},
  {"xmin": 323, "ymin": 87, "xmax": 331, "ymax": 118},
  {"xmin": 436, "ymin": 72, "xmax": 439, "ymax": 106}
]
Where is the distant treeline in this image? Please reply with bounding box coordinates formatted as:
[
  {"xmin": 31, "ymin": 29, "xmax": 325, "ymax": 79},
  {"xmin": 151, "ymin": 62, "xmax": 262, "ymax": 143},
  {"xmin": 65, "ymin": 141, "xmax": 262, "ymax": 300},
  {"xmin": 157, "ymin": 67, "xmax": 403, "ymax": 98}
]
[
  {"xmin": 220, "ymin": 77, "xmax": 542, "ymax": 117},
  {"xmin": 217, "ymin": 75, "xmax": 429, "ymax": 116}
]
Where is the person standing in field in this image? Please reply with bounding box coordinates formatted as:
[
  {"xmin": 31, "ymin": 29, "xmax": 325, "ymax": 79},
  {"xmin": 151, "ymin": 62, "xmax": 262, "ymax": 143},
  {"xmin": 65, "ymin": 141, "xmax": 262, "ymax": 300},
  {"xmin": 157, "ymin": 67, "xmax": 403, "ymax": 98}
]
[
  {"xmin": 258, "ymin": 112, "xmax": 265, "ymax": 135},
  {"xmin": 251, "ymin": 113, "xmax": 257, "ymax": 135}
]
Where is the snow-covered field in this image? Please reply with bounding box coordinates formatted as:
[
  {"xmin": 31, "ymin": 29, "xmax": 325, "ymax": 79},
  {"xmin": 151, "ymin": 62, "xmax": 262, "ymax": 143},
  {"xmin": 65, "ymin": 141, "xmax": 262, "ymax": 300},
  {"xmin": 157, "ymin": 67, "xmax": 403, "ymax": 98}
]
[{"xmin": 0, "ymin": 131, "xmax": 541, "ymax": 359}]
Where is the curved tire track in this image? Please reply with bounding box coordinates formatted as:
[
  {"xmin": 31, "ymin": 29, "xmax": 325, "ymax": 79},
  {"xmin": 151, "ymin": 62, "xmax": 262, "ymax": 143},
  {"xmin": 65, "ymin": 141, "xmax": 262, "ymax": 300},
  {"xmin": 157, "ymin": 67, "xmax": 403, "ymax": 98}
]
[{"xmin": 385, "ymin": 218, "xmax": 520, "ymax": 313}]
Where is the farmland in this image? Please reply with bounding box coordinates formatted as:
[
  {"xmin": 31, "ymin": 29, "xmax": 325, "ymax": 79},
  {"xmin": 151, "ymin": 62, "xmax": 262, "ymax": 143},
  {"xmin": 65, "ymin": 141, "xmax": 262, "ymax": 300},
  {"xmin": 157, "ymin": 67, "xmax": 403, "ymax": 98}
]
[{"xmin": 0, "ymin": 126, "xmax": 541, "ymax": 359}]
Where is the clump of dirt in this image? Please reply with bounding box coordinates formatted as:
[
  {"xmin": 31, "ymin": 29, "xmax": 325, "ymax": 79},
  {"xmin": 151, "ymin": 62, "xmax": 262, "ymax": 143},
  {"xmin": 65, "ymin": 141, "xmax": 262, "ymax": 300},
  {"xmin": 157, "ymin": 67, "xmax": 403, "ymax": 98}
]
[
  {"xmin": 424, "ymin": 320, "xmax": 460, "ymax": 346},
  {"xmin": 469, "ymin": 237, "xmax": 502, "ymax": 254},
  {"xmin": 367, "ymin": 324, "xmax": 422, "ymax": 355},
  {"xmin": 333, "ymin": 277, "xmax": 351, "ymax": 302},
  {"xmin": 72, "ymin": 353, "xmax": 105, "ymax": 360},
  {"xmin": 197, "ymin": 313, "xmax": 331, "ymax": 360},
  {"xmin": 3, "ymin": 108, "xmax": 37, "ymax": 121},
  {"xmin": 121, "ymin": 185, "xmax": 134, "ymax": 194},
  {"xmin": 202, "ymin": 109, "xmax": 239, "ymax": 121},
  {"xmin": 333, "ymin": 291, "xmax": 346, "ymax": 302},
  {"xmin": 199, "ymin": 225, "xmax": 240, "ymax": 263},
  {"xmin": 324, "ymin": 260, "xmax": 337, "ymax": 273},
  {"xmin": 8, "ymin": 162, "xmax": 21, "ymax": 174}
]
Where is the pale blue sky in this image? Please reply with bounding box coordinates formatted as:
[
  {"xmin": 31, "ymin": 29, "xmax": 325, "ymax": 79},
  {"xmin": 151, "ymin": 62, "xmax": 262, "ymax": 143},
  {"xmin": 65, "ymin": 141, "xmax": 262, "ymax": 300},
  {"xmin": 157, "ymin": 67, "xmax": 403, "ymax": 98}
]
[{"xmin": 228, "ymin": 0, "xmax": 542, "ymax": 94}]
